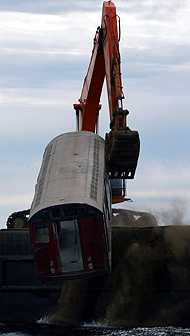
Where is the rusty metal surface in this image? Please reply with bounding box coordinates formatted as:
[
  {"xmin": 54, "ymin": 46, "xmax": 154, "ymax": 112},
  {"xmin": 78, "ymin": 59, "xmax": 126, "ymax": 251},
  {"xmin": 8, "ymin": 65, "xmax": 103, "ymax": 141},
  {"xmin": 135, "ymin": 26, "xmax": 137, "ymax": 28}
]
[{"xmin": 30, "ymin": 132, "xmax": 105, "ymax": 219}]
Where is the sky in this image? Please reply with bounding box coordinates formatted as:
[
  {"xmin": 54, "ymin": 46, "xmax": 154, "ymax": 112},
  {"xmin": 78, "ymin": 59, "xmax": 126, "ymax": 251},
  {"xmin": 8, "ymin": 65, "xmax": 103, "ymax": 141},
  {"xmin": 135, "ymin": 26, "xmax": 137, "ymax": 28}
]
[{"xmin": 0, "ymin": 0, "xmax": 190, "ymax": 227}]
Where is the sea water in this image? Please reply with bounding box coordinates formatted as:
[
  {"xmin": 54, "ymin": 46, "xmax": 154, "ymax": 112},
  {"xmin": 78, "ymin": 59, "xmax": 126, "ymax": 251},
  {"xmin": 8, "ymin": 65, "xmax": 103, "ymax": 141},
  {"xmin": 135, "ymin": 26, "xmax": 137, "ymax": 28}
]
[{"xmin": 1, "ymin": 327, "xmax": 190, "ymax": 336}]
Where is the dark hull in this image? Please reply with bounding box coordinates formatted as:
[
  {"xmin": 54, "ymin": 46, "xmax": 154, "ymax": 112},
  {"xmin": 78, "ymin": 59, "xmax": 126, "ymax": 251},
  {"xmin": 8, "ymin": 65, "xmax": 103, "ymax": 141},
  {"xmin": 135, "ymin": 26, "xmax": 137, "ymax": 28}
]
[{"xmin": 0, "ymin": 229, "xmax": 61, "ymax": 323}]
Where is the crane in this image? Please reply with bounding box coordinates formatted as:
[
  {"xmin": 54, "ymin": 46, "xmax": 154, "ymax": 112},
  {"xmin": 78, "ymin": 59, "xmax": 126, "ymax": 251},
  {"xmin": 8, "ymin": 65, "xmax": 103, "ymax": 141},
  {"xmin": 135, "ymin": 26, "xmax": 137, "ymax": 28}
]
[{"xmin": 74, "ymin": 1, "xmax": 140, "ymax": 203}]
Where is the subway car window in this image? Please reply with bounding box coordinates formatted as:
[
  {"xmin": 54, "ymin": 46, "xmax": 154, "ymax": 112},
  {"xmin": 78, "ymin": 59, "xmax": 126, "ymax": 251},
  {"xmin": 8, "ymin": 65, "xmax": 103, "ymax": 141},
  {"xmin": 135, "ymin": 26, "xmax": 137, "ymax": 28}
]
[
  {"xmin": 59, "ymin": 220, "xmax": 83, "ymax": 272},
  {"xmin": 36, "ymin": 223, "xmax": 49, "ymax": 243}
]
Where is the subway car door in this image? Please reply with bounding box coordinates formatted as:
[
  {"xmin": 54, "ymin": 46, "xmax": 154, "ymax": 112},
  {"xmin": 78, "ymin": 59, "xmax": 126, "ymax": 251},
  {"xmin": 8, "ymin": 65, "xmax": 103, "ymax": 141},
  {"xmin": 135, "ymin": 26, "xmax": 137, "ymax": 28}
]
[
  {"xmin": 31, "ymin": 221, "xmax": 61, "ymax": 277},
  {"xmin": 48, "ymin": 222, "xmax": 62, "ymax": 275},
  {"xmin": 79, "ymin": 215, "xmax": 108, "ymax": 272},
  {"xmin": 57, "ymin": 219, "xmax": 84, "ymax": 274}
]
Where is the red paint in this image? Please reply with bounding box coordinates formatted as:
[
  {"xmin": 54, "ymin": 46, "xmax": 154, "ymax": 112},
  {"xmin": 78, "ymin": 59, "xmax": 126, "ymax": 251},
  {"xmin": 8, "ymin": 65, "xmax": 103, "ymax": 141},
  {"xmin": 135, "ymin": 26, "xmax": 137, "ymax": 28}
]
[{"xmin": 79, "ymin": 217, "xmax": 108, "ymax": 271}]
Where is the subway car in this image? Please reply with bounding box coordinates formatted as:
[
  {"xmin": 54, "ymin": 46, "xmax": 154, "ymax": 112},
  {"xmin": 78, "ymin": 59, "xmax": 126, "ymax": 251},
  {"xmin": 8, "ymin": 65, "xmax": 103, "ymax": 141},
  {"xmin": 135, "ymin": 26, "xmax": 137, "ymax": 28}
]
[{"xmin": 29, "ymin": 132, "xmax": 112, "ymax": 280}]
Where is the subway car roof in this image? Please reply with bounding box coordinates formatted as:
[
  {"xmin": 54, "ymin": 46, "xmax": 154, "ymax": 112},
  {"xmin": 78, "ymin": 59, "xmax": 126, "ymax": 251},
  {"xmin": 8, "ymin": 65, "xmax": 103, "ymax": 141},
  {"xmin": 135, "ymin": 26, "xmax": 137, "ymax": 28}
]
[{"xmin": 29, "ymin": 131, "xmax": 105, "ymax": 220}]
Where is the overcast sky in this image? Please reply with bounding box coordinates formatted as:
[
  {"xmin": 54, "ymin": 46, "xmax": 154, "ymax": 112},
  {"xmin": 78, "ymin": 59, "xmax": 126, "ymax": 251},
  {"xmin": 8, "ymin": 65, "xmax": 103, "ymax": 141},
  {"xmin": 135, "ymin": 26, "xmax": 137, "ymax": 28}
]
[{"xmin": 0, "ymin": 0, "xmax": 190, "ymax": 227}]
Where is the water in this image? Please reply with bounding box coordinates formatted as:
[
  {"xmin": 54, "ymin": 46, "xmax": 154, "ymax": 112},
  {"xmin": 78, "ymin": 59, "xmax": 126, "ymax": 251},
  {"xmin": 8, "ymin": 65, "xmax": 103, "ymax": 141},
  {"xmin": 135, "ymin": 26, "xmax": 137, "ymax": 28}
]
[{"xmin": 1, "ymin": 326, "xmax": 190, "ymax": 336}]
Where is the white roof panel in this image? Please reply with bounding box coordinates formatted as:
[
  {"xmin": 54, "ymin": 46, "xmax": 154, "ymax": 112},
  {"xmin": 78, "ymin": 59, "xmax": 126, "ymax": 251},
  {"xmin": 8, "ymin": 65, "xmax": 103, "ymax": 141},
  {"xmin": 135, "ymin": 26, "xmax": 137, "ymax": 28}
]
[{"xmin": 30, "ymin": 131, "xmax": 105, "ymax": 219}]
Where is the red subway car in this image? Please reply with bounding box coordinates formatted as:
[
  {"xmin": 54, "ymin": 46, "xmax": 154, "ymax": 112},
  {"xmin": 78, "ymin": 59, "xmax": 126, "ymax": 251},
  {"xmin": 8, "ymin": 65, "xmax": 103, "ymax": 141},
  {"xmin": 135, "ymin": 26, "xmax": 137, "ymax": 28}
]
[{"xmin": 29, "ymin": 132, "xmax": 112, "ymax": 280}]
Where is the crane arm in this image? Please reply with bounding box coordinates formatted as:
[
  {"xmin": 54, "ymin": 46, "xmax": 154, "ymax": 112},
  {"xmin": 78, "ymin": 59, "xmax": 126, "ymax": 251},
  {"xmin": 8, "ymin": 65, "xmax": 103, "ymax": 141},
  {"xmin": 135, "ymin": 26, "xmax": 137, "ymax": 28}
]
[
  {"xmin": 101, "ymin": 1, "xmax": 125, "ymax": 126},
  {"xmin": 74, "ymin": 1, "xmax": 125, "ymax": 131},
  {"xmin": 74, "ymin": 1, "xmax": 140, "ymax": 182},
  {"xmin": 74, "ymin": 27, "xmax": 105, "ymax": 132}
]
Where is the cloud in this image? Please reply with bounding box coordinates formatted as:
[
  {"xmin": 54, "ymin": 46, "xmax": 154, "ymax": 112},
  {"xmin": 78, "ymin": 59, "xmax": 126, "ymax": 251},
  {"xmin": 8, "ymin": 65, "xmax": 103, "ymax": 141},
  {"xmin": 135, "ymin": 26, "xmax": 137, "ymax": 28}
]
[
  {"xmin": 0, "ymin": 193, "xmax": 32, "ymax": 207},
  {"xmin": 0, "ymin": 0, "xmax": 188, "ymax": 20},
  {"xmin": 126, "ymin": 0, "xmax": 188, "ymax": 19},
  {"xmin": 0, "ymin": 11, "xmax": 97, "ymax": 57},
  {"xmin": 0, "ymin": 0, "xmax": 101, "ymax": 14},
  {"xmin": 131, "ymin": 161, "xmax": 190, "ymax": 196},
  {"xmin": 121, "ymin": 161, "xmax": 190, "ymax": 223}
]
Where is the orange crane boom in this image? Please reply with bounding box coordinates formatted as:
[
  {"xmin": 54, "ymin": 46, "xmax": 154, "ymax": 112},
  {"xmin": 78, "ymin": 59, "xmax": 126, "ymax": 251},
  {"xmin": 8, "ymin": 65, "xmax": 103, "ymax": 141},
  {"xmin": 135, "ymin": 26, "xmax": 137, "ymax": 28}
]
[
  {"xmin": 74, "ymin": 1, "xmax": 124, "ymax": 132},
  {"xmin": 74, "ymin": 1, "xmax": 140, "ymax": 201}
]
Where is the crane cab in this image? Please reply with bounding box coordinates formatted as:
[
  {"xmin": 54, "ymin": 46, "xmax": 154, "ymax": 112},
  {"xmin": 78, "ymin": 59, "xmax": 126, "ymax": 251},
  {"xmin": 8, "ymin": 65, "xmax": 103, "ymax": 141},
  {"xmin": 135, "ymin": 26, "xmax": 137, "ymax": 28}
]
[{"xmin": 29, "ymin": 132, "xmax": 112, "ymax": 280}]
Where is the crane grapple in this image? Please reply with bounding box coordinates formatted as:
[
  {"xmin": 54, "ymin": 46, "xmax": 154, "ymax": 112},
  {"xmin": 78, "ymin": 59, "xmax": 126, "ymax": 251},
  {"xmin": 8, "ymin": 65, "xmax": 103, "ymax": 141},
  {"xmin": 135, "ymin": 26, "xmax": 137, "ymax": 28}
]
[{"xmin": 105, "ymin": 127, "xmax": 140, "ymax": 179}]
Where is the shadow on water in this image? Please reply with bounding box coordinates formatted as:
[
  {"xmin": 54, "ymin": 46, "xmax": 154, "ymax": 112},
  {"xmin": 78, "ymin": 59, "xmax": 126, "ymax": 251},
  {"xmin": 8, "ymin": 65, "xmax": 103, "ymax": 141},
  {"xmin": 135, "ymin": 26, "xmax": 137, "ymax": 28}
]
[{"xmin": 2, "ymin": 325, "xmax": 190, "ymax": 336}]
